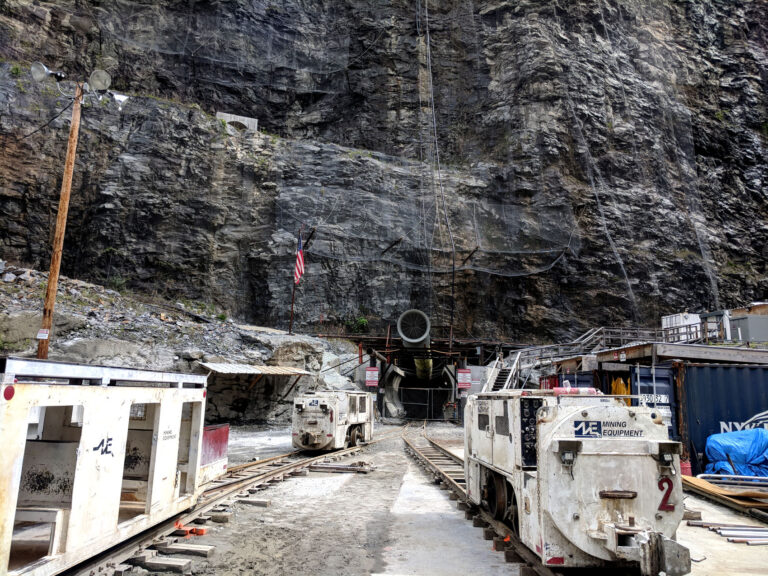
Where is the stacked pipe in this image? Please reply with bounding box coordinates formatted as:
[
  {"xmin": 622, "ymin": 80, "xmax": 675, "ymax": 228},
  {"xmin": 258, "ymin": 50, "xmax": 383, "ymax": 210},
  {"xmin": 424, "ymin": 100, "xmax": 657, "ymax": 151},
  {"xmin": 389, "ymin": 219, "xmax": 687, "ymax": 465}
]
[{"xmin": 687, "ymin": 520, "xmax": 768, "ymax": 545}]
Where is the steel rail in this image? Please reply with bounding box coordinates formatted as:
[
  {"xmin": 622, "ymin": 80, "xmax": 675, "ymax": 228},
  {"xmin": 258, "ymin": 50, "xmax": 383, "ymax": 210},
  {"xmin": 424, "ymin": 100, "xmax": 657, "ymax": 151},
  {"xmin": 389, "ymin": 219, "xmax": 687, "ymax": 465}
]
[
  {"xmin": 226, "ymin": 450, "xmax": 302, "ymax": 474},
  {"xmin": 196, "ymin": 427, "xmax": 404, "ymax": 503},
  {"xmin": 65, "ymin": 427, "xmax": 406, "ymax": 576},
  {"xmin": 403, "ymin": 436, "xmax": 466, "ymax": 496},
  {"xmin": 404, "ymin": 435, "xmax": 561, "ymax": 576}
]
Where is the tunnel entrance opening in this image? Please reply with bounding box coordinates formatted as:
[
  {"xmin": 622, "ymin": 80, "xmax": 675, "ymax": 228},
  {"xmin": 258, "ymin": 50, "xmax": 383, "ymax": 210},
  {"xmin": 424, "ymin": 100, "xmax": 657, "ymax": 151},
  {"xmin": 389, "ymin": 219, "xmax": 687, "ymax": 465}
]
[
  {"xmin": 386, "ymin": 353, "xmax": 459, "ymax": 421},
  {"xmin": 398, "ymin": 386, "xmax": 455, "ymax": 420},
  {"xmin": 356, "ymin": 309, "xmax": 522, "ymax": 422}
]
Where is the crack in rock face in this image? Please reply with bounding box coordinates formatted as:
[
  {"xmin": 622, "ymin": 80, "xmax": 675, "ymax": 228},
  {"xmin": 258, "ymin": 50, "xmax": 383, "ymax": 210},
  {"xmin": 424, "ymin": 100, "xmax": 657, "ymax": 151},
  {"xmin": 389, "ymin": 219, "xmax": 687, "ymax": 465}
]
[{"xmin": 0, "ymin": 1, "xmax": 766, "ymax": 342}]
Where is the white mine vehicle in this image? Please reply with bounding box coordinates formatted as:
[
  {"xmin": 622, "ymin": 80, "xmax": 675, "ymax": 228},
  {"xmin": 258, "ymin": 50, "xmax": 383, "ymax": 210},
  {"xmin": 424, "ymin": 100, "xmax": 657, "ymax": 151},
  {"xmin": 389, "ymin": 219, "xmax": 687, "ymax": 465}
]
[
  {"xmin": 465, "ymin": 388, "xmax": 690, "ymax": 576},
  {"xmin": 292, "ymin": 390, "xmax": 373, "ymax": 450}
]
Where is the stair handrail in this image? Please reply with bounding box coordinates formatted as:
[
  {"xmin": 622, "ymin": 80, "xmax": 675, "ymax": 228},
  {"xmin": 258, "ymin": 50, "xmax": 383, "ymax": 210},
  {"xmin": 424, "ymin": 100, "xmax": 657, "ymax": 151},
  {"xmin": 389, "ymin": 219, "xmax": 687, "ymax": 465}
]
[
  {"xmin": 482, "ymin": 357, "xmax": 501, "ymax": 393},
  {"xmin": 504, "ymin": 350, "xmax": 522, "ymax": 389}
]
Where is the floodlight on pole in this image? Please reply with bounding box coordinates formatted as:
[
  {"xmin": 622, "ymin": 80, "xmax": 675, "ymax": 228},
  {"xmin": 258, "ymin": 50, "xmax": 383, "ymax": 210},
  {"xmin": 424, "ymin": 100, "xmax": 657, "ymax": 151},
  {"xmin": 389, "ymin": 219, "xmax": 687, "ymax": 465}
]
[
  {"xmin": 88, "ymin": 69, "xmax": 112, "ymax": 92},
  {"xmin": 112, "ymin": 93, "xmax": 129, "ymax": 111},
  {"xmin": 30, "ymin": 61, "xmax": 66, "ymax": 82}
]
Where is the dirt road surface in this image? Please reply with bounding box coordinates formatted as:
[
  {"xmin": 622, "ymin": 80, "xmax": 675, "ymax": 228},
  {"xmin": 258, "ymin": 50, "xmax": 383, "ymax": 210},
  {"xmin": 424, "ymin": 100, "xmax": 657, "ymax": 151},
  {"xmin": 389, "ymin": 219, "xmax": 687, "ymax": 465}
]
[{"xmin": 192, "ymin": 425, "xmax": 514, "ymax": 576}]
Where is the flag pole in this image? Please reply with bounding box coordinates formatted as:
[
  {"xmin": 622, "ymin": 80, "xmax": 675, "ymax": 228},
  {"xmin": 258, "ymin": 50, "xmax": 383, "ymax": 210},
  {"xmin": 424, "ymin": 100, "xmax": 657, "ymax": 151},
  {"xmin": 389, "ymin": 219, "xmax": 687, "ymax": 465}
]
[
  {"xmin": 289, "ymin": 225, "xmax": 304, "ymax": 335},
  {"xmin": 289, "ymin": 282, "xmax": 296, "ymax": 335}
]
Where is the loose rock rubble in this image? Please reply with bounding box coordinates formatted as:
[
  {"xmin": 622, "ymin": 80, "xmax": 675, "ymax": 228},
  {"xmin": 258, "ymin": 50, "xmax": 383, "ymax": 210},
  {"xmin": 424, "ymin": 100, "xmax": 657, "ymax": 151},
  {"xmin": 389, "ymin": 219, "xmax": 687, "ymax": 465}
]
[{"xmin": 0, "ymin": 262, "xmax": 361, "ymax": 411}]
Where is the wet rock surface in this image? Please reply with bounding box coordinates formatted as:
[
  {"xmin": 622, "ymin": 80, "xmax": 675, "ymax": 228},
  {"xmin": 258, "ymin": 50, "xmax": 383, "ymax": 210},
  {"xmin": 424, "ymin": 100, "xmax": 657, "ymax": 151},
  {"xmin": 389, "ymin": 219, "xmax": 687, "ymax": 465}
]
[{"xmin": 0, "ymin": 1, "xmax": 766, "ymax": 342}]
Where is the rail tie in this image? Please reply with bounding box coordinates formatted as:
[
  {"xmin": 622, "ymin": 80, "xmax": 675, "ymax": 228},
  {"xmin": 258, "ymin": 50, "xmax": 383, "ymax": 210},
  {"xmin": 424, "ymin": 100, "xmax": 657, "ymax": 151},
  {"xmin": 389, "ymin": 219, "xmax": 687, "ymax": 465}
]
[
  {"xmin": 403, "ymin": 435, "xmax": 561, "ymax": 576},
  {"xmin": 66, "ymin": 427, "xmax": 407, "ymax": 575}
]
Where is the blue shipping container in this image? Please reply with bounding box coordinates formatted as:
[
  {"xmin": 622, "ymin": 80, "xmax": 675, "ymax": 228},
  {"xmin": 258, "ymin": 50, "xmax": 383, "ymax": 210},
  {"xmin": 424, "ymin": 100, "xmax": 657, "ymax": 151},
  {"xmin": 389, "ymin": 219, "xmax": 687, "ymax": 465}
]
[
  {"xmin": 681, "ymin": 364, "xmax": 768, "ymax": 474},
  {"xmin": 559, "ymin": 371, "xmax": 595, "ymax": 389},
  {"xmin": 630, "ymin": 366, "xmax": 678, "ymax": 441}
]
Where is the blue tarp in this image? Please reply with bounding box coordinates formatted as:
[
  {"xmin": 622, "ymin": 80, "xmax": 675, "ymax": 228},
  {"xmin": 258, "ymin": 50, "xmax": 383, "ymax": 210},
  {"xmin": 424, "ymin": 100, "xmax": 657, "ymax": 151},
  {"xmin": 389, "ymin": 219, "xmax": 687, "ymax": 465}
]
[{"xmin": 705, "ymin": 428, "xmax": 768, "ymax": 477}]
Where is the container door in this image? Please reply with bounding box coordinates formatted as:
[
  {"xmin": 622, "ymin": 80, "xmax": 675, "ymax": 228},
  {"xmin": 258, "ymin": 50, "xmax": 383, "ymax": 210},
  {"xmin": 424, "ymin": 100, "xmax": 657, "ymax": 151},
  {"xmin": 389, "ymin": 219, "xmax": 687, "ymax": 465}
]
[
  {"xmin": 630, "ymin": 366, "xmax": 678, "ymax": 440},
  {"xmin": 559, "ymin": 371, "xmax": 594, "ymax": 389}
]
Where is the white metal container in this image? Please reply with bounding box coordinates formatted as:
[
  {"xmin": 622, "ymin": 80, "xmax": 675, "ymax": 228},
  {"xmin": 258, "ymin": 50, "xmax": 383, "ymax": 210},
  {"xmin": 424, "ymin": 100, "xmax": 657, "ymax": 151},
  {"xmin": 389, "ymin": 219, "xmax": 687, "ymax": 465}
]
[
  {"xmin": 464, "ymin": 389, "xmax": 690, "ymax": 575},
  {"xmin": 292, "ymin": 390, "xmax": 373, "ymax": 450},
  {"xmin": 662, "ymin": 312, "xmax": 700, "ymax": 329},
  {"xmin": 0, "ymin": 357, "xmax": 209, "ymax": 576}
]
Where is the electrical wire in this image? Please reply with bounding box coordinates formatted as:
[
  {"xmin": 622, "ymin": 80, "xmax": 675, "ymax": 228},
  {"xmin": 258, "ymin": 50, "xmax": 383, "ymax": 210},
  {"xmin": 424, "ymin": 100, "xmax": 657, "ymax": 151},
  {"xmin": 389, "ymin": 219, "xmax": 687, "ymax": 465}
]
[{"xmin": 16, "ymin": 99, "xmax": 74, "ymax": 140}]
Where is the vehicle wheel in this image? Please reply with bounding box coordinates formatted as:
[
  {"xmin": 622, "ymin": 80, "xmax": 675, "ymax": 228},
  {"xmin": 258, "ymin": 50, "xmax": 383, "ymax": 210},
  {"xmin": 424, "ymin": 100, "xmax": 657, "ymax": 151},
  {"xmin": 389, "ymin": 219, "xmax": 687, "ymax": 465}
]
[
  {"xmin": 506, "ymin": 488, "xmax": 519, "ymax": 536},
  {"xmin": 486, "ymin": 473, "xmax": 507, "ymax": 521},
  {"xmin": 348, "ymin": 427, "xmax": 358, "ymax": 447}
]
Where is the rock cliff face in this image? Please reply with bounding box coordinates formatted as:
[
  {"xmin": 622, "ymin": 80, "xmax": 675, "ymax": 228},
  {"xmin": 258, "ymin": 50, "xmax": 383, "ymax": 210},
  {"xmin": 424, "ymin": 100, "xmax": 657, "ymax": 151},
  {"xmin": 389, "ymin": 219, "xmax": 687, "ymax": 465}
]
[{"xmin": 0, "ymin": 1, "xmax": 766, "ymax": 342}]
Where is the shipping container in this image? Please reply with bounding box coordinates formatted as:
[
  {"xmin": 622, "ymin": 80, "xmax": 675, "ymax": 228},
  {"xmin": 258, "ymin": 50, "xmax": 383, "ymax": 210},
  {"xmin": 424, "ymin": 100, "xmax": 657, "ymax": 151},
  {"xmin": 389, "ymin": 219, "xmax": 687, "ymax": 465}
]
[
  {"xmin": 559, "ymin": 371, "xmax": 596, "ymax": 389},
  {"xmin": 677, "ymin": 363, "xmax": 768, "ymax": 474},
  {"xmin": 630, "ymin": 366, "xmax": 678, "ymax": 441}
]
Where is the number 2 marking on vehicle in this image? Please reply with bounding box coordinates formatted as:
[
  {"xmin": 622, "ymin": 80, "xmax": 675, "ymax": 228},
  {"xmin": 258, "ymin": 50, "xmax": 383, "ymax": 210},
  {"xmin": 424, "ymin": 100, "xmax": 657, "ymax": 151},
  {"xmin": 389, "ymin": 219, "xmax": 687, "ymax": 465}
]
[{"xmin": 658, "ymin": 477, "xmax": 675, "ymax": 511}]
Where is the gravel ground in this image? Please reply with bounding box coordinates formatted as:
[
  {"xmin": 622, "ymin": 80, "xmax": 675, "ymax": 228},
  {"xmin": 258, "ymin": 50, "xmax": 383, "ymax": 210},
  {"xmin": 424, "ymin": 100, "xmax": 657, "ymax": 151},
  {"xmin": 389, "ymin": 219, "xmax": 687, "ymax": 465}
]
[
  {"xmin": 173, "ymin": 423, "xmax": 513, "ymax": 576},
  {"xmin": 226, "ymin": 425, "xmax": 294, "ymax": 465}
]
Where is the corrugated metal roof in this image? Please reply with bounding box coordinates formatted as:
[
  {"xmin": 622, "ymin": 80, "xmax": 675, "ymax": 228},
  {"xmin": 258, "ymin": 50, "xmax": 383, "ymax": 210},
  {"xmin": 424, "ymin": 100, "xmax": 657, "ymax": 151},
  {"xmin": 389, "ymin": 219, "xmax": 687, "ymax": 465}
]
[{"xmin": 200, "ymin": 362, "xmax": 310, "ymax": 376}]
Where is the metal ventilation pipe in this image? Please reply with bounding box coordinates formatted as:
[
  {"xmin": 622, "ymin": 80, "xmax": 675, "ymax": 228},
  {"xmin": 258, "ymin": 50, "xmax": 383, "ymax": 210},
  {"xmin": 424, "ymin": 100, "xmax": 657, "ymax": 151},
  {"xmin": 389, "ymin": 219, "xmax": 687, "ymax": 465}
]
[{"xmin": 397, "ymin": 309, "xmax": 432, "ymax": 381}]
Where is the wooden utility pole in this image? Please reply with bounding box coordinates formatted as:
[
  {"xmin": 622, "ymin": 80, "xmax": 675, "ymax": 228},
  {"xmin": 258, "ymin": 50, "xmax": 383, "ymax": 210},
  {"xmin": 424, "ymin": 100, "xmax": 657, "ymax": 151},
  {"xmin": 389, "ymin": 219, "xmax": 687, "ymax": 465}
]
[{"xmin": 37, "ymin": 83, "xmax": 84, "ymax": 359}]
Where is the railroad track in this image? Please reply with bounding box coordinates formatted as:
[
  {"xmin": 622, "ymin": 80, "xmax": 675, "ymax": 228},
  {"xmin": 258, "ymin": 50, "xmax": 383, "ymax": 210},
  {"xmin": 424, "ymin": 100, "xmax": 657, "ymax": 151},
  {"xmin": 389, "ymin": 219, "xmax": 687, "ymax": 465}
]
[
  {"xmin": 65, "ymin": 426, "xmax": 406, "ymax": 576},
  {"xmin": 403, "ymin": 435, "xmax": 561, "ymax": 576}
]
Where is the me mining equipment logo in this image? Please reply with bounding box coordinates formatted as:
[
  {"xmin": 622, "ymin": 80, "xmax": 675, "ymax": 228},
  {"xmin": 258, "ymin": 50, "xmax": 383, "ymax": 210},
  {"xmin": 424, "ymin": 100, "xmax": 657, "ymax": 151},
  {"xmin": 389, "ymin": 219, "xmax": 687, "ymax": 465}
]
[
  {"xmin": 720, "ymin": 409, "xmax": 768, "ymax": 433},
  {"xmin": 574, "ymin": 420, "xmax": 644, "ymax": 438},
  {"xmin": 574, "ymin": 421, "xmax": 602, "ymax": 438}
]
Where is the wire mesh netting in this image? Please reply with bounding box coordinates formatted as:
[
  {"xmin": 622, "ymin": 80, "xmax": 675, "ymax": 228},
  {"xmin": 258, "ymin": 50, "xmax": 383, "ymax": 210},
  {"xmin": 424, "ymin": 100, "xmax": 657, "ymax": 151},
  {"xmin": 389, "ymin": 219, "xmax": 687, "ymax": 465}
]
[
  {"xmin": 274, "ymin": 165, "xmax": 578, "ymax": 279},
  {"xmin": 92, "ymin": 3, "xmax": 580, "ymax": 282}
]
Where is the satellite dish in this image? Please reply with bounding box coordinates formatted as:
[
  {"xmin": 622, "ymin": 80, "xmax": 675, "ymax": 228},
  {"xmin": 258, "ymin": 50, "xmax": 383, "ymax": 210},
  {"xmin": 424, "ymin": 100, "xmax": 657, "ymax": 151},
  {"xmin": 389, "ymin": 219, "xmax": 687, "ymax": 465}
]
[
  {"xmin": 30, "ymin": 62, "xmax": 50, "ymax": 83},
  {"xmin": 89, "ymin": 69, "xmax": 111, "ymax": 92}
]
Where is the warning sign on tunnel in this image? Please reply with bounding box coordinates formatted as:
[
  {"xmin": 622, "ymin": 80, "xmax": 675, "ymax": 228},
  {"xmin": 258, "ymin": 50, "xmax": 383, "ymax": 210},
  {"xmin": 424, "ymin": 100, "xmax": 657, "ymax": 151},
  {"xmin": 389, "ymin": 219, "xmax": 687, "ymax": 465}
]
[{"xmin": 365, "ymin": 367, "xmax": 379, "ymax": 387}]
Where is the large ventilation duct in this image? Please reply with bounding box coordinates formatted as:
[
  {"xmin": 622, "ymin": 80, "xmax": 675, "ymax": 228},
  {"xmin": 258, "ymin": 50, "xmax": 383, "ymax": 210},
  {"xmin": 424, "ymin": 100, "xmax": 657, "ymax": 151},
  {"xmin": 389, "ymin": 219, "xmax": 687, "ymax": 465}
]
[{"xmin": 397, "ymin": 309, "xmax": 432, "ymax": 381}]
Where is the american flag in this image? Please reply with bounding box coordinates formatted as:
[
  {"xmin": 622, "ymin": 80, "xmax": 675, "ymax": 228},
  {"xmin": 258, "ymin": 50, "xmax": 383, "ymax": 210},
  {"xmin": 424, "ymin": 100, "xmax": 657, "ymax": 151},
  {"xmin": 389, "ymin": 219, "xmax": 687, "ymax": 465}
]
[{"xmin": 294, "ymin": 232, "xmax": 305, "ymax": 284}]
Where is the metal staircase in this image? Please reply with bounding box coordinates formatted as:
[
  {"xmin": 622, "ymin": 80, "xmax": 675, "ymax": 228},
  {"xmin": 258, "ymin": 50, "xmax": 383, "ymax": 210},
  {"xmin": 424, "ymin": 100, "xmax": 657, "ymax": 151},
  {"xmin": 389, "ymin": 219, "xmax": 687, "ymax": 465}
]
[
  {"xmin": 481, "ymin": 324, "xmax": 687, "ymax": 392},
  {"xmin": 482, "ymin": 351, "xmax": 520, "ymax": 392},
  {"xmin": 491, "ymin": 367, "xmax": 511, "ymax": 391}
]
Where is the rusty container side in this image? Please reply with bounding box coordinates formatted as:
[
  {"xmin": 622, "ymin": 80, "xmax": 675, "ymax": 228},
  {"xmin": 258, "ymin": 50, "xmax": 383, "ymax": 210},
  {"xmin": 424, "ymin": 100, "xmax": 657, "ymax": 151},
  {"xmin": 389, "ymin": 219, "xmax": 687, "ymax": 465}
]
[{"xmin": 201, "ymin": 423, "xmax": 229, "ymax": 466}]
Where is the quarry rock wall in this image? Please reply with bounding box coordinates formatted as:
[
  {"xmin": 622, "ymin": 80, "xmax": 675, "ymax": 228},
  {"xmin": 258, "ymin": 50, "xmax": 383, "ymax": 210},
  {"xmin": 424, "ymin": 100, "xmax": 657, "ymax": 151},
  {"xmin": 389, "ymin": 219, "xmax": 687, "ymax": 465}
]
[{"xmin": 0, "ymin": 0, "xmax": 766, "ymax": 342}]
